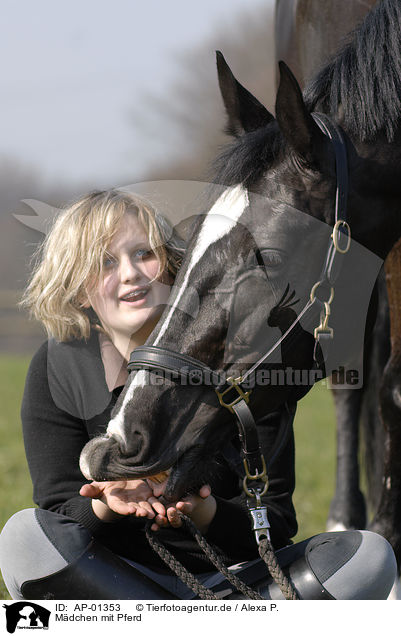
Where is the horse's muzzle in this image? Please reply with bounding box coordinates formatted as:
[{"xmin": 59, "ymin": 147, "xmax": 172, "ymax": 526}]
[
  {"xmin": 79, "ymin": 434, "xmax": 142, "ymax": 482},
  {"xmin": 79, "ymin": 432, "xmax": 175, "ymax": 483},
  {"xmin": 79, "ymin": 436, "xmax": 113, "ymax": 481}
]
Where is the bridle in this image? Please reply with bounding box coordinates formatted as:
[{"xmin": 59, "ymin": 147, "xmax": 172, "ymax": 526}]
[{"xmin": 127, "ymin": 113, "xmax": 351, "ymax": 547}]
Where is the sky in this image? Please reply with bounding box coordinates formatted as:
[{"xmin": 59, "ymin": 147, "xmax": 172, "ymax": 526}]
[{"xmin": 0, "ymin": 0, "xmax": 274, "ymax": 188}]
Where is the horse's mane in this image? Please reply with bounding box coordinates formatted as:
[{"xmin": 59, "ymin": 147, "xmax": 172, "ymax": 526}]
[
  {"xmin": 304, "ymin": 0, "xmax": 401, "ymax": 142},
  {"xmin": 213, "ymin": 0, "xmax": 401, "ymax": 187}
]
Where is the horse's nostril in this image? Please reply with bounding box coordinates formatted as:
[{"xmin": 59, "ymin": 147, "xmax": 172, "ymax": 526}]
[{"xmin": 118, "ymin": 431, "xmax": 144, "ymax": 458}]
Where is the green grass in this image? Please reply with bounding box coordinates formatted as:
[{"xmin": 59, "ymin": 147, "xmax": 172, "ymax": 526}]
[
  {"xmin": 293, "ymin": 380, "xmax": 336, "ymax": 540},
  {"xmin": 0, "ymin": 355, "xmax": 33, "ymax": 600},
  {"xmin": 0, "ymin": 357, "xmax": 336, "ymax": 599}
]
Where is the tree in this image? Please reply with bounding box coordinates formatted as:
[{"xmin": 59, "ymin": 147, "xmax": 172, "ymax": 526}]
[{"xmin": 131, "ymin": 5, "xmax": 275, "ymax": 181}]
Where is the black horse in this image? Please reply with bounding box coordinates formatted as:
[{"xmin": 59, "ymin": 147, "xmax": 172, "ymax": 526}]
[
  {"xmin": 275, "ymin": 0, "xmax": 387, "ymax": 534},
  {"xmin": 80, "ymin": 0, "xmax": 401, "ymax": 563}
]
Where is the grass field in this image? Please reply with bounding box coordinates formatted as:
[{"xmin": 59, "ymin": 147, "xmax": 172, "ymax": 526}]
[{"xmin": 0, "ymin": 355, "xmax": 336, "ymax": 600}]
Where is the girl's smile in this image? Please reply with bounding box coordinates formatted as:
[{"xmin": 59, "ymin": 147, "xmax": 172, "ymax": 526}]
[{"xmin": 119, "ymin": 286, "xmax": 151, "ymax": 304}]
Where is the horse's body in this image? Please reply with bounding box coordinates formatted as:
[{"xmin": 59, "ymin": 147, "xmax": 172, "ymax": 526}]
[
  {"xmin": 81, "ymin": 0, "xmax": 401, "ymax": 563},
  {"xmin": 275, "ymin": 0, "xmax": 378, "ymax": 87},
  {"xmin": 275, "ymin": 0, "xmax": 401, "ymax": 542}
]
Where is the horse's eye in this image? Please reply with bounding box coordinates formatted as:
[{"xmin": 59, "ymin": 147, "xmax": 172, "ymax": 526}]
[{"xmin": 259, "ymin": 249, "xmax": 285, "ymax": 270}]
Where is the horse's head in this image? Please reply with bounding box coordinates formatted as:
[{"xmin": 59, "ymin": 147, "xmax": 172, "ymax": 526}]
[{"xmin": 80, "ymin": 54, "xmax": 384, "ymax": 499}]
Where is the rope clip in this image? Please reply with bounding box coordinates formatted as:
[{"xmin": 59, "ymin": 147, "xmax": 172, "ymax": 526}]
[
  {"xmin": 314, "ymin": 301, "xmax": 334, "ymax": 339},
  {"xmin": 247, "ymin": 493, "xmax": 271, "ymax": 545}
]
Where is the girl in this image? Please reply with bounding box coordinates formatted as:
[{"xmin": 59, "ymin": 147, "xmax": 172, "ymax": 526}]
[{"xmin": 0, "ymin": 190, "xmax": 218, "ymax": 599}]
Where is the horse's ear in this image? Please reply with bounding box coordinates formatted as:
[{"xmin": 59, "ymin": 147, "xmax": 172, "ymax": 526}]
[
  {"xmin": 216, "ymin": 51, "xmax": 274, "ymax": 136},
  {"xmin": 275, "ymin": 61, "xmax": 327, "ymax": 163}
]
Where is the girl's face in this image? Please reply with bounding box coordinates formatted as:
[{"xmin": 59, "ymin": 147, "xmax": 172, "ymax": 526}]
[{"xmin": 88, "ymin": 213, "xmax": 171, "ymax": 348}]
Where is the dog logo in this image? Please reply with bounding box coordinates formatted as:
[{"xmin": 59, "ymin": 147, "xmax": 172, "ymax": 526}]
[{"xmin": 2, "ymin": 602, "xmax": 50, "ymax": 633}]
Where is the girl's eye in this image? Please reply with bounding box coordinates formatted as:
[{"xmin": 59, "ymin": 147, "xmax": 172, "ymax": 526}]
[
  {"xmin": 102, "ymin": 248, "xmax": 154, "ymax": 268},
  {"xmin": 135, "ymin": 248, "xmax": 154, "ymax": 260},
  {"xmin": 103, "ymin": 254, "xmax": 116, "ymax": 268}
]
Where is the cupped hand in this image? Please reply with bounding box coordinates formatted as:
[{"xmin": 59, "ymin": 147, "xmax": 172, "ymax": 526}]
[
  {"xmin": 80, "ymin": 480, "xmax": 166, "ymax": 520},
  {"xmin": 146, "ymin": 481, "xmax": 216, "ymax": 533}
]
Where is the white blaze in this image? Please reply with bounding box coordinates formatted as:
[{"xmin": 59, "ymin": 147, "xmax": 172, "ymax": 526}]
[
  {"xmin": 154, "ymin": 184, "xmax": 248, "ymax": 344},
  {"xmin": 105, "ymin": 370, "xmax": 148, "ymax": 442}
]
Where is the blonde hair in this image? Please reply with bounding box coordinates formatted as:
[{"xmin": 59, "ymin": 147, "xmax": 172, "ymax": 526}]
[{"xmin": 21, "ymin": 189, "xmax": 185, "ymax": 342}]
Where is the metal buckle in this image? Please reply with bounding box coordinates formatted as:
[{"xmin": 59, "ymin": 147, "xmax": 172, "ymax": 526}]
[
  {"xmin": 242, "ymin": 455, "xmax": 269, "ymax": 498},
  {"xmin": 332, "ymin": 220, "xmax": 351, "ymax": 254},
  {"xmin": 215, "ymin": 376, "xmax": 252, "ymax": 413}
]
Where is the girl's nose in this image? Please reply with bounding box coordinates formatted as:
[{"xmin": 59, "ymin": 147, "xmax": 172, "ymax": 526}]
[{"xmin": 120, "ymin": 255, "xmax": 141, "ymax": 283}]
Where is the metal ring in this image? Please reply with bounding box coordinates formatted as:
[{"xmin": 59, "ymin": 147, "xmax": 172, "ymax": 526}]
[
  {"xmin": 310, "ymin": 281, "xmax": 335, "ymax": 304},
  {"xmin": 243, "ymin": 476, "xmax": 269, "ymax": 498},
  {"xmin": 332, "ymin": 220, "xmax": 351, "ymax": 254}
]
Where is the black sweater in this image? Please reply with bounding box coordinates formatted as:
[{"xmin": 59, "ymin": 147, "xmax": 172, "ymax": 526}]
[{"xmin": 21, "ymin": 331, "xmax": 298, "ymax": 573}]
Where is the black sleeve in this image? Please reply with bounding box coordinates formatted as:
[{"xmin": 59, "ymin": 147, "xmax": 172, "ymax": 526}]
[
  {"xmin": 204, "ymin": 406, "xmax": 298, "ymax": 561},
  {"xmin": 21, "ymin": 342, "xmax": 114, "ymax": 536}
]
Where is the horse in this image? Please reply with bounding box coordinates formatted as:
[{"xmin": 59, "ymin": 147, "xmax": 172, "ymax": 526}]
[
  {"xmin": 275, "ymin": 0, "xmax": 401, "ymax": 541},
  {"xmin": 80, "ymin": 0, "xmax": 401, "ymax": 564}
]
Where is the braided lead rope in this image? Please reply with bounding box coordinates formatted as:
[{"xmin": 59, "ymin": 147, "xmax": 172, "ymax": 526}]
[
  {"xmin": 180, "ymin": 515, "xmax": 263, "ymax": 600},
  {"xmin": 258, "ymin": 537, "xmax": 298, "ymax": 600},
  {"xmin": 145, "ymin": 515, "xmax": 299, "ymax": 600},
  {"xmin": 145, "ymin": 521, "xmax": 219, "ymax": 600}
]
